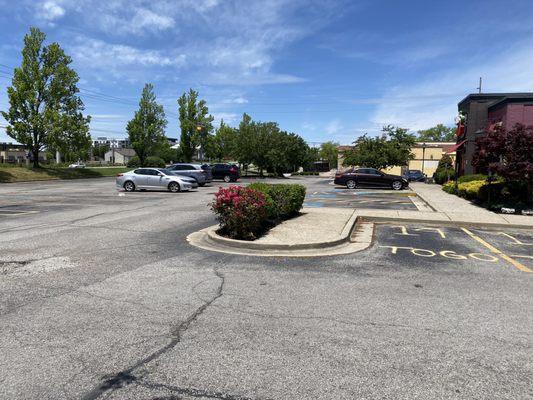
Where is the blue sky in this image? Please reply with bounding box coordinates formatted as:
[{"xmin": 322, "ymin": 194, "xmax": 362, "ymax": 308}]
[{"xmin": 1, "ymin": 0, "xmax": 533, "ymax": 145}]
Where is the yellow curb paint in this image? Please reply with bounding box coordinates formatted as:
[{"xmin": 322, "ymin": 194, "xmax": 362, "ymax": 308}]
[{"xmin": 461, "ymin": 228, "xmax": 532, "ymax": 273}]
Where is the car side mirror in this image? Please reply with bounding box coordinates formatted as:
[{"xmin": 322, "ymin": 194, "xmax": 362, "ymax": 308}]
[{"xmin": 158, "ymin": 172, "xmax": 164, "ymax": 176}]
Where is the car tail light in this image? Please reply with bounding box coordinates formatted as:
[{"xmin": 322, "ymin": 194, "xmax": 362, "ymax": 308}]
[
  {"xmin": 229, "ymin": 167, "xmax": 236, "ymax": 172},
  {"xmin": 117, "ymin": 173, "xmax": 123, "ymax": 177}
]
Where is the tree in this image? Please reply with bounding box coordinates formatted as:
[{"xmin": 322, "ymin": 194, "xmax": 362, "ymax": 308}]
[
  {"xmin": 472, "ymin": 123, "xmax": 533, "ymax": 200},
  {"xmin": 319, "ymin": 141, "xmax": 339, "ymax": 169},
  {"xmin": 343, "ymin": 125, "xmax": 416, "ymax": 170},
  {"xmin": 127, "ymin": 84, "xmax": 167, "ymax": 167},
  {"xmin": 93, "ymin": 142, "xmax": 110, "ymax": 159},
  {"xmin": 205, "ymin": 120, "xmax": 237, "ymax": 161},
  {"xmin": 417, "ymin": 124, "xmax": 455, "ymax": 142},
  {"xmin": 1, "ymin": 27, "xmax": 91, "ymax": 167},
  {"xmin": 178, "ymin": 89, "xmax": 214, "ymax": 162}
]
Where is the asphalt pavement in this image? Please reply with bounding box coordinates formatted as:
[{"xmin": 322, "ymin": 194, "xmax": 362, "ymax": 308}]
[{"xmin": 0, "ymin": 177, "xmax": 531, "ymax": 399}]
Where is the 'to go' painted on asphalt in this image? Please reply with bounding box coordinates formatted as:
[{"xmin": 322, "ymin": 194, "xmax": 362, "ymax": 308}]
[{"xmin": 380, "ymin": 246, "xmax": 499, "ymax": 262}]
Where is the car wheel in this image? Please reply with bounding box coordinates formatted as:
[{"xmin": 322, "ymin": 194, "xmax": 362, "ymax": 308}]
[
  {"xmin": 223, "ymin": 175, "xmax": 232, "ymax": 183},
  {"xmin": 198, "ymin": 182, "xmax": 206, "ymax": 187},
  {"xmin": 391, "ymin": 180, "xmax": 403, "ymax": 190},
  {"xmin": 346, "ymin": 180, "xmax": 357, "ymax": 189},
  {"xmin": 168, "ymin": 182, "xmax": 181, "ymax": 193},
  {"xmin": 124, "ymin": 181, "xmax": 135, "ymax": 192}
]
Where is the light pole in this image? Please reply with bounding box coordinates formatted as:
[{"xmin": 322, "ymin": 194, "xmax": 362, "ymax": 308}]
[
  {"xmin": 421, "ymin": 142, "xmax": 427, "ymax": 174},
  {"xmin": 196, "ymin": 123, "xmax": 205, "ymax": 161}
]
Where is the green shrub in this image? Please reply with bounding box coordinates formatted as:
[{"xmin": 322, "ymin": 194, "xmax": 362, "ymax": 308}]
[
  {"xmin": 127, "ymin": 156, "xmax": 140, "ymax": 168},
  {"xmin": 434, "ymin": 169, "xmax": 455, "ymax": 184},
  {"xmin": 442, "ymin": 181, "xmax": 457, "ymax": 194},
  {"xmin": 457, "ymin": 180, "xmax": 485, "ymax": 200},
  {"xmin": 248, "ymin": 182, "xmax": 306, "ymax": 221},
  {"xmin": 144, "ymin": 156, "xmax": 166, "ymax": 168},
  {"xmin": 457, "ymin": 174, "xmax": 487, "ymax": 184},
  {"xmin": 478, "ymin": 181, "xmax": 528, "ymax": 205}
]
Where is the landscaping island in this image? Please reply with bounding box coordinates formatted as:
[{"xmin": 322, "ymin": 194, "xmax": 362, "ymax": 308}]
[{"xmin": 211, "ymin": 183, "xmax": 306, "ymax": 240}]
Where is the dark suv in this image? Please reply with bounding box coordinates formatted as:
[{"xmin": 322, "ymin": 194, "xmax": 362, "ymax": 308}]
[
  {"xmin": 210, "ymin": 163, "xmax": 240, "ymax": 182},
  {"xmin": 404, "ymin": 169, "xmax": 426, "ymax": 182},
  {"xmin": 334, "ymin": 167, "xmax": 408, "ymax": 190}
]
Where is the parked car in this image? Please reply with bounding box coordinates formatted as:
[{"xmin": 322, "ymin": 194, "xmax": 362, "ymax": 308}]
[
  {"xmin": 404, "ymin": 169, "xmax": 426, "ymax": 182},
  {"xmin": 334, "ymin": 167, "xmax": 408, "ymax": 190},
  {"xmin": 210, "ymin": 163, "xmax": 240, "ymax": 182},
  {"xmin": 116, "ymin": 168, "xmax": 195, "ymax": 192},
  {"xmin": 68, "ymin": 162, "xmax": 85, "ymax": 168},
  {"xmin": 166, "ymin": 163, "xmax": 213, "ymax": 186}
]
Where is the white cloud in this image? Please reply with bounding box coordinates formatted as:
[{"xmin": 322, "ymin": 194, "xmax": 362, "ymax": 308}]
[
  {"xmin": 37, "ymin": 0, "xmax": 65, "ymax": 21},
  {"xmin": 212, "ymin": 112, "xmax": 239, "ymax": 125},
  {"xmin": 71, "ymin": 37, "xmax": 186, "ymax": 69},
  {"xmin": 130, "ymin": 8, "xmax": 174, "ymax": 32},
  {"xmin": 325, "ymin": 119, "xmax": 343, "ymax": 135}
]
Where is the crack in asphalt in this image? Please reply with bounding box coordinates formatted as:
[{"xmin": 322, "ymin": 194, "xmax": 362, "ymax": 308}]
[
  {"xmin": 80, "ymin": 267, "xmax": 226, "ymax": 400},
  {"xmin": 138, "ymin": 380, "xmax": 269, "ymax": 400}
]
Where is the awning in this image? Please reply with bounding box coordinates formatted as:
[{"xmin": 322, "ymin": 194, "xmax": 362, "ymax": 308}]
[{"xmin": 446, "ymin": 139, "xmax": 467, "ymax": 154}]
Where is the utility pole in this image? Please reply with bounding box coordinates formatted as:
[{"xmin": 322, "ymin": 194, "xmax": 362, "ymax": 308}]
[{"xmin": 477, "ymin": 77, "xmax": 482, "ymax": 94}]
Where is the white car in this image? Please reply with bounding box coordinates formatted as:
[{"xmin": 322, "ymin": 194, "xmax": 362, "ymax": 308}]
[
  {"xmin": 68, "ymin": 162, "xmax": 86, "ymax": 168},
  {"xmin": 116, "ymin": 168, "xmax": 196, "ymax": 192}
]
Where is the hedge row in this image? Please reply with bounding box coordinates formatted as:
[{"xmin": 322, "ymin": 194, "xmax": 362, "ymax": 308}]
[
  {"xmin": 442, "ymin": 179, "xmax": 530, "ymax": 210},
  {"xmin": 127, "ymin": 156, "xmax": 166, "ymax": 168},
  {"xmin": 248, "ymin": 182, "xmax": 306, "ymax": 221}
]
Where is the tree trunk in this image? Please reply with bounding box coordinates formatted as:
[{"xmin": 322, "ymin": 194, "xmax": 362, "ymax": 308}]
[{"xmin": 32, "ymin": 146, "xmax": 39, "ymax": 168}]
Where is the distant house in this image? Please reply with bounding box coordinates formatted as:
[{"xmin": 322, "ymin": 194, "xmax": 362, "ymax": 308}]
[
  {"xmin": 337, "ymin": 142, "xmax": 456, "ymax": 177},
  {"xmin": 455, "ymin": 93, "xmax": 533, "ymax": 175},
  {"xmin": 104, "ymin": 148, "xmax": 136, "ymax": 165}
]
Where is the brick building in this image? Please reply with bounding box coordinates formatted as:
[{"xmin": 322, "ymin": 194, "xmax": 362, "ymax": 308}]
[{"xmin": 455, "ymin": 93, "xmax": 533, "ymax": 175}]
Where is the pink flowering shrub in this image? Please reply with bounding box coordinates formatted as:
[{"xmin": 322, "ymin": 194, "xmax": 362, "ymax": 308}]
[{"xmin": 211, "ymin": 186, "xmax": 268, "ymax": 240}]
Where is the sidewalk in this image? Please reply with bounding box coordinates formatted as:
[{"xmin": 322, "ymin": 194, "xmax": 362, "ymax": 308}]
[
  {"xmin": 255, "ymin": 207, "xmax": 356, "ymax": 247},
  {"xmin": 409, "ymin": 182, "xmax": 533, "ymax": 227}
]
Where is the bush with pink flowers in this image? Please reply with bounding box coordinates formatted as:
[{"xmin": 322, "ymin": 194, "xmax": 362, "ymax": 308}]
[{"xmin": 211, "ymin": 186, "xmax": 269, "ymax": 240}]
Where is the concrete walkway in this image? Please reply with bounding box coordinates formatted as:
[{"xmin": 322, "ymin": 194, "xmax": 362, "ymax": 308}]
[
  {"xmin": 410, "ymin": 182, "xmax": 533, "ymax": 227},
  {"xmin": 255, "ymin": 207, "xmax": 356, "ymax": 246}
]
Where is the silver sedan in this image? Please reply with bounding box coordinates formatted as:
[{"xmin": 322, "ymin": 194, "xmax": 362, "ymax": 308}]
[{"xmin": 116, "ymin": 168, "xmax": 196, "ymax": 192}]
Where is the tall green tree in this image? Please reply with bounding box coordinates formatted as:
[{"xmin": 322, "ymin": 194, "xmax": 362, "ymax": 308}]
[
  {"xmin": 127, "ymin": 84, "xmax": 167, "ymax": 167},
  {"xmin": 234, "ymin": 113, "xmax": 310, "ymax": 175},
  {"xmin": 1, "ymin": 27, "xmax": 91, "ymax": 167},
  {"xmin": 343, "ymin": 125, "xmax": 416, "ymax": 170},
  {"xmin": 417, "ymin": 124, "xmax": 455, "ymax": 142},
  {"xmin": 205, "ymin": 120, "xmax": 237, "ymax": 161},
  {"xmin": 319, "ymin": 141, "xmax": 339, "ymax": 169},
  {"xmin": 177, "ymin": 89, "xmax": 214, "ymax": 162}
]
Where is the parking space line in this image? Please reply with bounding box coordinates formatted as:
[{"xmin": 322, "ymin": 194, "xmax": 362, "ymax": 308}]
[
  {"xmin": 497, "ymin": 232, "xmax": 533, "ymax": 246},
  {"xmin": 461, "ymin": 228, "xmax": 532, "ymax": 273}
]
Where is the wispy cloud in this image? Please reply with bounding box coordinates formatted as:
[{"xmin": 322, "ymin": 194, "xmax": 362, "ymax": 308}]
[
  {"xmin": 36, "ymin": 0, "xmax": 65, "ymax": 21},
  {"xmin": 70, "ymin": 37, "xmax": 186, "ymax": 71},
  {"xmin": 371, "ymin": 41, "xmax": 533, "ymax": 131}
]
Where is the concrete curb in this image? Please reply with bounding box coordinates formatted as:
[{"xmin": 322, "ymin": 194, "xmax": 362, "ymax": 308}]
[
  {"xmin": 187, "ymin": 213, "xmax": 374, "ymax": 257},
  {"xmin": 206, "ymin": 210, "xmax": 359, "ymax": 251}
]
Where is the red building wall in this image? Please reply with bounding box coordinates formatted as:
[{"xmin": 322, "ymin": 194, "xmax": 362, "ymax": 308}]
[{"xmin": 489, "ymin": 103, "xmax": 533, "ymax": 129}]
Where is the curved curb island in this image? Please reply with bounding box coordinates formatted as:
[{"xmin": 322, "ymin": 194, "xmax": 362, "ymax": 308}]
[{"xmin": 187, "ymin": 208, "xmax": 374, "ymax": 257}]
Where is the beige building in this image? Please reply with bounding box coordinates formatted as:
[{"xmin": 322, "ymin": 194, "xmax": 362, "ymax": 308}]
[
  {"xmin": 104, "ymin": 148, "xmax": 136, "ymax": 165},
  {"xmin": 338, "ymin": 142, "xmax": 456, "ymax": 177},
  {"xmin": 0, "ymin": 143, "xmax": 47, "ymax": 164}
]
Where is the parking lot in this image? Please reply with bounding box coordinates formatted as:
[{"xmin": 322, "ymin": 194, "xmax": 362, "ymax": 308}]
[{"xmin": 0, "ymin": 177, "xmax": 532, "ymax": 399}]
